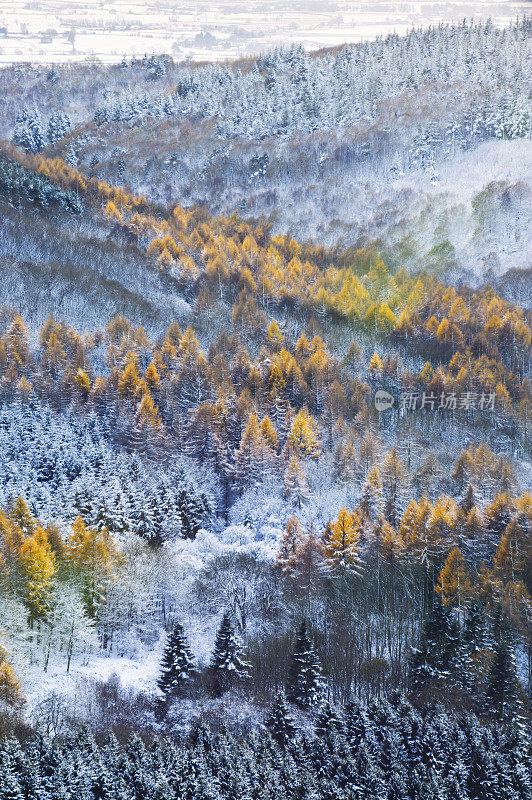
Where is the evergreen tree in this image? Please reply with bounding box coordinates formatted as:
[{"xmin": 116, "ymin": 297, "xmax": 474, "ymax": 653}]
[
  {"xmin": 47, "ymin": 111, "xmax": 71, "ymax": 145},
  {"xmin": 485, "ymin": 642, "xmax": 521, "ymax": 721},
  {"xmin": 410, "ymin": 594, "xmax": 460, "ymax": 694},
  {"xmin": 13, "ymin": 108, "xmax": 46, "ymax": 153},
  {"xmin": 0, "ymin": 772, "xmax": 24, "ymax": 800},
  {"xmin": 463, "ymin": 602, "xmax": 488, "ymax": 654},
  {"xmin": 460, "ymin": 484, "xmax": 475, "ymax": 515},
  {"xmin": 266, "ymin": 693, "xmax": 296, "ymax": 746},
  {"xmin": 286, "ymin": 621, "xmax": 324, "ymax": 708},
  {"xmin": 360, "ymin": 466, "xmax": 384, "ymax": 520},
  {"xmin": 209, "ymin": 612, "xmax": 249, "ymax": 697},
  {"xmin": 177, "ymin": 487, "xmax": 203, "ymax": 540},
  {"xmin": 157, "ymin": 621, "xmax": 195, "ymax": 700},
  {"xmin": 315, "ymin": 701, "xmax": 341, "ymax": 739}
]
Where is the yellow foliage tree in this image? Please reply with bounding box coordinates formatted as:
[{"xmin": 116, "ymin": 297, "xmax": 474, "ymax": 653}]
[
  {"xmin": 493, "ymin": 516, "xmax": 529, "ymax": 583},
  {"xmin": 136, "ymin": 391, "xmax": 164, "ymax": 434},
  {"xmin": 266, "ymin": 320, "xmax": 285, "ymax": 348},
  {"xmin": 5, "ymin": 315, "xmax": 30, "ymax": 373},
  {"xmin": 436, "ymin": 547, "xmax": 472, "ymax": 608},
  {"xmin": 117, "ymin": 353, "xmax": 141, "ymax": 401},
  {"xmin": 18, "ymin": 526, "xmax": 56, "ymax": 619},
  {"xmin": 368, "ymin": 351, "xmax": 383, "ymax": 374},
  {"xmin": 323, "ymin": 508, "xmax": 364, "ymax": 575},
  {"xmin": 0, "ymin": 660, "xmax": 25, "ymax": 712},
  {"xmin": 65, "ymin": 516, "xmax": 122, "ymax": 618},
  {"xmin": 144, "ymin": 360, "xmax": 161, "ymax": 392},
  {"xmin": 260, "ymin": 416, "xmax": 279, "ymax": 451},
  {"xmin": 287, "ymin": 407, "xmax": 320, "ymax": 458},
  {"xmin": 75, "ymin": 368, "xmax": 91, "ymax": 399},
  {"xmin": 11, "ymin": 497, "xmax": 36, "ymax": 536}
]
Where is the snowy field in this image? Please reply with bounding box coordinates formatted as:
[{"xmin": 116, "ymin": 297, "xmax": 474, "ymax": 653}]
[{"xmin": 0, "ymin": 0, "xmax": 529, "ymax": 64}]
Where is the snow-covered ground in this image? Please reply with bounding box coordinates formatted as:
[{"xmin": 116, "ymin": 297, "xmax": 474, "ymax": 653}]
[
  {"xmin": 9, "ymin": 523, "xmax": 284, "ymax": 719},
  {"xmin": 0, "ymin": 0, "xmax": 528, "ymax": 64},
  {"xmin": 254, "ymin": 138, "xmax": 532, "ymax": 287}
]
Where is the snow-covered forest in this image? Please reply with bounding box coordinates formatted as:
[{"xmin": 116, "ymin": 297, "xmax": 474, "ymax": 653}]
[
  {"xmin": 0, "ymin": 16, "xmax": 530, "ymax": 800},
  {"xmin": 1, "ymin": 19, "xmax": 529, "ymax": 289}
]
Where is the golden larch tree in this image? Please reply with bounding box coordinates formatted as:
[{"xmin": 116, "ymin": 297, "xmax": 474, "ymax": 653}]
[{"xmin": 323, "ymin": 508, "xmax": 364, "ymax": 575}]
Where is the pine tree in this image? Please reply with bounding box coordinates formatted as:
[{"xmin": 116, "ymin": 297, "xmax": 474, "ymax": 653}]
[
  {"xmin": 314, "ymin": 701, "xmax": 341, "ymax": 739},
  {"xmin": 463, "ymin": 602, "xmax": 488, "ymax": 654},
  {"xmin": 460, "ymin": 484, "xmax": 475, "ymax": 515},
  {"xmin": 209, "ymin": 612, "xmax": 249, "ymax": 697},
  {"xmin": 286, "ymin": 620, "xmax": 324, "ymax": 708},
  {"xmin": 485, "ymin": 642, "xmax": 521, "ymax": 721},
  {"xmin": 266, "ymin": 693, "xmax": 296, "ymax": 746},
  {"xmin": 452, "ymin": 452, "xmax": 474, "ymax": 494},
  {"xmin": 157, "ymin": 622, "xmax": 195, "ymax": 701},
  {"xmin": 460, "ymin": 507, "xmax": 486, "ymax": 563},
  {"xmin": 0, "ymin": 771, "xmax": 24, "ymax": 800},
  {"xmin": 13, "ymin": 108, "xmax": 45, "ymax": 153},
  {"xmin": 177, "ymin": 487, "xmax": 203, "ymax": 541},
  {"xmin": 410, "ymin": 594, "xmax": 460, "ymax": 694},
  {"xmin": 462, "ymin": 601, "xmax": 490, "ymax": 699}
]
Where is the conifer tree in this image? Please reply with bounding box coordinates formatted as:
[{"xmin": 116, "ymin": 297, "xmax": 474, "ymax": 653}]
[
  {"xmin": 157, "ymin": 622, "xmax": 195, "ymax": 701},
  {"xmin": 460, "ymin": 484, "xmax": 475, "ymax": 515},
  {"xmin": 18, "ymin": 526, "xmax": 56, "ymax": 620},
  {"xmin": 314, "ymin": 701, "xmax": 341, "ymax": 739},
  {"xmin": 276, "ymin": 516, "xmax": 305, "ymax": 575},
  {"xmin": 460, "ymin": 507, "xmax": 486, "ymax": 563},
  {"xmin": 484, "ymin": 493, "xmax": 513, "ymax": 550},
  {"xmin": 360, "ymin": 466, "xmax": 384, "ymax": 520},
  {"xmin": 435, "ymin": 547, "xmax": 472, "ymax": 609},
  {"xmin": 287, "ymin": 620, "xmax": 324, "ymax": 708},
  {"xmin": 0, "ymin": 771, "xmax": 24, "ymax": 800},
  {"xmin": 410, "ymin": 594, "xmax": 460, "ymax": 694},
  {"xmin": 209, "ymin": 612, "xmax": 249, "ymax": 697},
  {"xmin": 177, "ymin": 487, "xmax": 203, "ymax": 541},
  {"xmin": 283, "ymin": 455, "xmax": 310, "ymax": 507},
  {"xmin": 485, "ymin": 641, "xmax": 522, "ymax": 721},
  {"xmin": 266, "ymin": 693, "xmax": 296, "ymax": 746},
  {"xmin": 381, "ymin": 448, "xmax": 409, "ymax": 528},
  {"xmin": 322, "ymin": 507, "xmax": 364, "ymax": 576},
  {"xmin": 452, "ymin": 452, "xmax": 474, "ymax": 494},
  {"xmin": 65, "ymin": 516, "xmax": 122, "ymax": 618},
  {"xmin": 10, "ymin": 497, "xmax": 35, "ymax": 535},
  {"xmin": 463, "ymin": 602, "xmax": 488, "ymax": 654},
  {"xmin": 0, "ymin": 661, "xmax": 25, "ymax": 714},
  {"xmin": 287, "ymin": 407, "xmax": 320, "ymax": 458}
]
